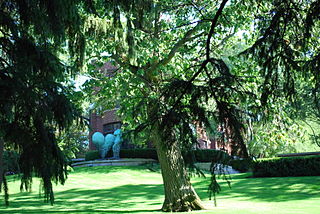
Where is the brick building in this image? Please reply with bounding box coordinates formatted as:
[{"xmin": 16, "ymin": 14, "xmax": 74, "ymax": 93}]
[
  {"xmin": 89, "ymin": 108, "xmax": 232, "ymax": 154},
  {"xmin": 195, "ymin": 123, "xmax": 232, "ymax": 154},
  {"xmin": 88, "ymin": 62, "xmax": 233, "ymax": 154},
  {"xmin": 89, "ymin": 109, "xmax": 121, "ymax": 150}
]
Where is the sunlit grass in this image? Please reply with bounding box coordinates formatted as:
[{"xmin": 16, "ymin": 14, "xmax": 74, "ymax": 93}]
[{"xmin": 1, "ymin": 165, "xmax": 320, "ymax": 213}]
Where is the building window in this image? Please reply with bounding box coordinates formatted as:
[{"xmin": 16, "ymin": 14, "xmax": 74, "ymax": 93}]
[{"xmin": 103, "ymin": 122, "xmax": 121, "ymax": 134}]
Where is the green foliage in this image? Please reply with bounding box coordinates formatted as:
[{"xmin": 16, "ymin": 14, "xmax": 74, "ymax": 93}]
[
  {"xmin": 85, "ymin": 150, "xmax": 100, "ymax": 161},
  {"xmin": 253, "ymin": 155, "xmax": 320, "ymax": 177},
  {"xmin": 57, "ymin": 124, "xmax": 89, "ymax": 159},
  {"xmin": 185, "ymin": 149, "xmax": 231, "ymax": 163},
  {"xmin": 0, "ymin": 0, "xmax": 87, "ymax": 205},
  {"xmin": 246, "ymin": 113, "xmax": 307, "ymax": 158},
  {"xmin": 3, "ymin": 151, "xmax": 20, "ymax": 174}
]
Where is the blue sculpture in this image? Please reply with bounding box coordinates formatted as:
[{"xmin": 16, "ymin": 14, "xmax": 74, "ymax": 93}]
[
  {"xmin": 103, "ymin": 133, "xmax": 115, "ymax": 159},
  {"xmin": 111, "ymin": 129, "xmax": 122, "ymax": 159},
  {"xmin": 91, "ymin": 130, "xmax": 123, "ymax": 159},
  {"xmin": 92, "ymin": 132, "xmax": 104, "ymax": 153}
]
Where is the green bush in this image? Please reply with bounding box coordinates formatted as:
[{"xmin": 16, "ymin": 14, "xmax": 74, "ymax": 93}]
[
  {"xmin": 3, "ymin": 150, "xmax": 20, "ymax": 174},
  {"xmin": 193, "ymin": 149, "xmax": 230, "ymax": 162},
  {"xmin": 120, "ymin": 148, "xmax": 158, "ymax": 159},
  {"xmin": 253, "ymin": 155, "xmax": 320, "ymax": 177},
  {"xmin": 85, "ymin": 150, "xmax": 100, "ymax": 161},
  {"xmin": 230, "ymin": 158, "xmax": 253, "ymax": 173}
]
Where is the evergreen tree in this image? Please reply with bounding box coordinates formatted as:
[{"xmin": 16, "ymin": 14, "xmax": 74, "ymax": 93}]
[{"xmin": 0, "ymin": 0, "xmax": 86, "ymax": 205}]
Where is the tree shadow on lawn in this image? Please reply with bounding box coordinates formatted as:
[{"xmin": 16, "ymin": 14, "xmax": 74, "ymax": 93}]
[
  {"xmin": 0, "ymin": 209, "xmax": 160, "ymax": 214},
  {"xmin": 4, "ymin": 184, "xmax": 164, "ymax": 213},
  {"xmin": 194, "ymin": 175, "xmax": 320, "ymax": 203}
]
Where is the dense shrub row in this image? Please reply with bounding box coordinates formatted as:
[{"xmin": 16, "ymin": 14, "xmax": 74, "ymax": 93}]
[
  {"xmin": 85, "ymin": 149, "xmax": 158, "ymax": 161},
  {"xmin": 230, "ymin": 158, "xmax": 253, "ymax": 173},
  {"xmin": 253, "ymin": 155, "xmax": 320, "ymax": 177},
  {"xmin": 85, "ymin": 148, "xmax": 231, "ymax": 163},
  {"xmin": 193, "ymin": 149, "xmax": 231, "ymax": 163},
  {"xmin": 85, "ymin": 150, "xmax": 110, "ymax": 161}
]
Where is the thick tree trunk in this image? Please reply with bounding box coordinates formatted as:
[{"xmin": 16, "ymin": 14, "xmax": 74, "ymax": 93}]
[{"xmin": 152, "ymin": 126, "xmax": 205, "ymax": 212}]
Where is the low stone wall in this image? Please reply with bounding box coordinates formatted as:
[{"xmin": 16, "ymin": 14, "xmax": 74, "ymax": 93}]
[{"xmin": 194, "ymin": 162, "xmax": 240, "ymax": 174}]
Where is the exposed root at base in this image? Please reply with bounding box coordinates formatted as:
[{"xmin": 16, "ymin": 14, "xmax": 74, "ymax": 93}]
[{"xmin": 161, "ymin": 199, "xmax": 205, "ymax": 212}]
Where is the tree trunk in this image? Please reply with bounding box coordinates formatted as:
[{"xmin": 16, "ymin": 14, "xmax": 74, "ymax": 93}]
[
  {"xmin": 152, "ymin": 126, "xmax": 205, "ymax": 212},
  {"xmin": 0, "ymin": 137, "xmax": 4, "ymax": 190}
]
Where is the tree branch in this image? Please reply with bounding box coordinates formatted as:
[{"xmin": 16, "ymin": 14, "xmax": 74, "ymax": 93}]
[
  {"xmin": 164, "ymin": 0, "xmax": 229, "ymax": 114},
  {"xmin": 110, "ymin": 54, "xmax": 153, "ymax": 87},
  {"xmin": 147, "ymin": 23, "xmax": 201, "ymax": 73},
  {"xmin": 206, "ymin": 0, "xmax": 229, "ymax": 59}
]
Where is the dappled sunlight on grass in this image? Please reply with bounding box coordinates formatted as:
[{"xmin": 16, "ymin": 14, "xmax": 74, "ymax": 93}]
[{"xmin": 1, "ymin": 166, "xmax": 320, "ymax": 214}]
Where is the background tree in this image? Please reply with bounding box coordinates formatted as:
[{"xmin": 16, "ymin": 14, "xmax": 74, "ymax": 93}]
[{"xmin": 57, "ymin": 122, "xmax": 89, "ymax": 160}]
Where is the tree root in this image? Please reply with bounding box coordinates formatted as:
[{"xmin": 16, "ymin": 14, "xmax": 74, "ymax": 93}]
[{"xmin": 161, "ymin": 198, "xmax": 205, "ymax": 212}]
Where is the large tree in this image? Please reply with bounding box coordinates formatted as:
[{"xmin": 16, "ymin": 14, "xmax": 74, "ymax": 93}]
[
  {"xmin": 0, "ymin": 0, "xmax": 87, "ymax": 205},
  {"xmin": 84, "ymin": 0, "xmax": 320, "ymax": 211},
  {"xmin": 1, "ymin": 0, "xmax": 319, "ymax": 212}
]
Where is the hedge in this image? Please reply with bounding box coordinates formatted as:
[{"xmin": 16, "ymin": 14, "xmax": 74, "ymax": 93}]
[
  {"xmin": 85, "ymin": 149, "xmax": 158, "ymax": 161},
  {"xmin": 193, "ymin": 149, "xmax": 230, "ymax": 163},
  {"xmin": 253, "ymin": 155, "xmax": 320, "ymax": 177},
  {"xmin": 85, "ymin": 148, "xmax": 230, "ymax": 163},
  {"xmin": 230, "ymin": 158, "xmax": 253, "ymax": 173}
]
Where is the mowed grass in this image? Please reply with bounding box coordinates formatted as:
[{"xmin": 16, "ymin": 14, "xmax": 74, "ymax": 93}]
[{"xmin": 1, "ymin": 165, "xmax": 320, "ymax": 214}]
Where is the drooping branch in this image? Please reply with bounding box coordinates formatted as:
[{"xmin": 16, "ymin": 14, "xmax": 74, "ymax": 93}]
[{"xmin": 166, "ymin": 0, "xmax": 230, "ymax": 109}]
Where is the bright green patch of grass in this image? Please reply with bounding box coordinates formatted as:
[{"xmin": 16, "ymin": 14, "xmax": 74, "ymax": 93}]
[{"xmin": 1, "ymin": 165, "xmax": 320, "ymax": 214}]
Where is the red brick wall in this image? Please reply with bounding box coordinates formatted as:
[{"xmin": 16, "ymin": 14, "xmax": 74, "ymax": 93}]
[
  {"xmin": 89, "ymin": 109, "xmax": 121, "ymax": 150},
  {"xmin": 195, "ymin": 122, "xmax": 211, "ymax": 149}
]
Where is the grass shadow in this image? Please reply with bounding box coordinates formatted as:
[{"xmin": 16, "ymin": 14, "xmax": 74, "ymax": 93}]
[
  {"xmin": 4, "ymin": 183, "xmax": 164, "ymax": 213},
  {"xmin": 194, "ymin": 174, "xmax": 320, "ymax": 203}
]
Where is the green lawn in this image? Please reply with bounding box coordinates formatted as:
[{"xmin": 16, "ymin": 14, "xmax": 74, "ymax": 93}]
[{"xmin": 1, "ymin": 165, "xmax": 320, "ymax": 214}]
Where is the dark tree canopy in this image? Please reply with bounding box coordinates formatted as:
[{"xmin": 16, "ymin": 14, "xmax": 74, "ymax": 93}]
[{"xmin": 0, "ymin": 0, "xmax": 86, "ymax": 205}]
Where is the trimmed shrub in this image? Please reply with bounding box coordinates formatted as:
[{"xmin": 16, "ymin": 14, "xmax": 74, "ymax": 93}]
[
  {"xmin": 193, "ymin": 149, "xmax": 230, "ymax": 162},
  {"xmin": 253, "ymin": 155, "xmax": 320, "ymax": 177},
  {"xmin": 85, "ymin": 150, "xmax": 100, "ymax": 161},
  {"xmin": 120, "ymin": 148, "xmax": 158, "ymax": 160},
  {"xmin": 230, "ymin": 158, "xmax": 253, "ymax": 173}
]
